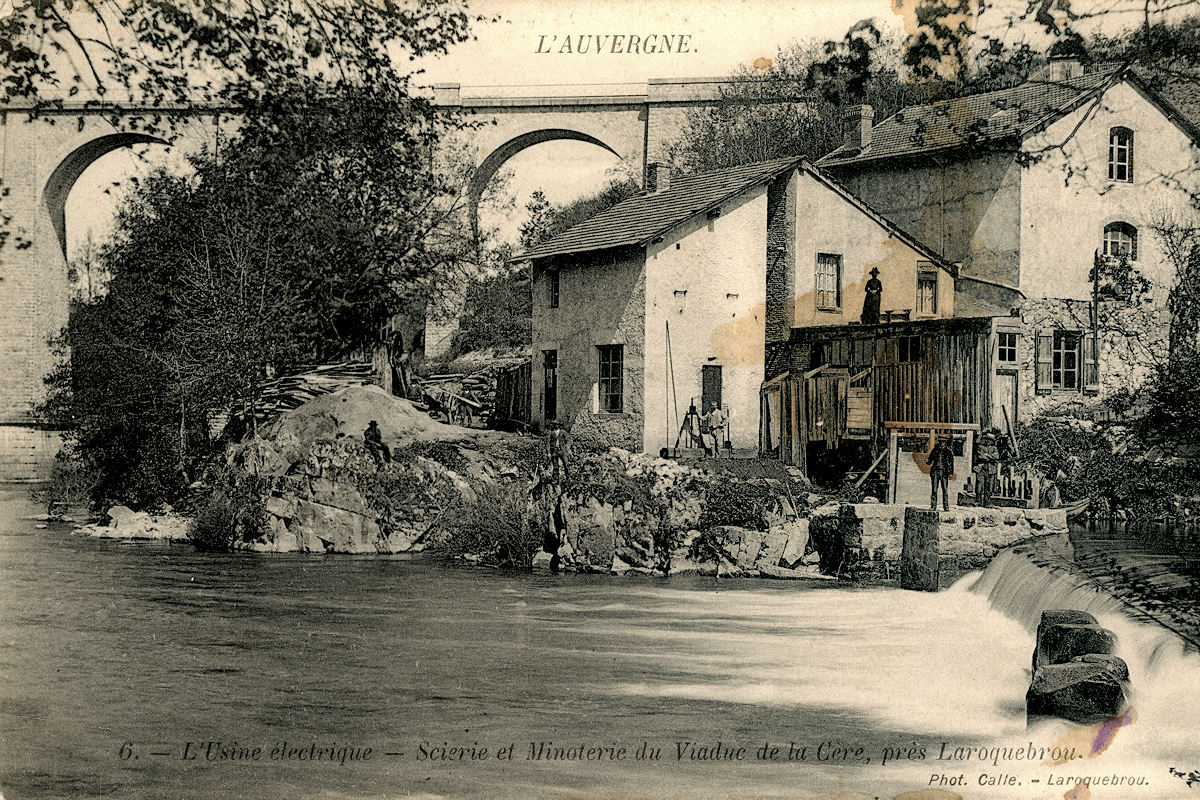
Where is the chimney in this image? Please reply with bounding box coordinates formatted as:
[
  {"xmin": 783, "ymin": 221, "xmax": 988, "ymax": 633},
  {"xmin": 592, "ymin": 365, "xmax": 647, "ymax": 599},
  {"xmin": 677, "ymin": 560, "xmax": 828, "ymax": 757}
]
[
  {"xmin": 842, "ymin": 105, "xmax": 874, "ymax": 152},
  {"xmin": 1046, "ymin": 56, "xmax": 1083, "ymax": 82},
  {"xmin": 645, "ymin": 162, "xmax": 672, "ymax": 193}
]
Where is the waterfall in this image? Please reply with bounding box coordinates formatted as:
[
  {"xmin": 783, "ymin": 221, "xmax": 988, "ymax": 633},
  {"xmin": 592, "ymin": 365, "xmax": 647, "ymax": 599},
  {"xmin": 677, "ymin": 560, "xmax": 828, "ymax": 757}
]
[{"xmin": 961, "ymin": 535, "xmax": 1200, "ymax": 773}]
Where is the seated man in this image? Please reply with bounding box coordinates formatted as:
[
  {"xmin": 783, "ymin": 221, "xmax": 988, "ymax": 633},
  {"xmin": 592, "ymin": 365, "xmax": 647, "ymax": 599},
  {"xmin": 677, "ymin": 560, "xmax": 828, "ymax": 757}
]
[{"xmin": 363, "ymin": 420, "xmax": 390, "ymax": 465}]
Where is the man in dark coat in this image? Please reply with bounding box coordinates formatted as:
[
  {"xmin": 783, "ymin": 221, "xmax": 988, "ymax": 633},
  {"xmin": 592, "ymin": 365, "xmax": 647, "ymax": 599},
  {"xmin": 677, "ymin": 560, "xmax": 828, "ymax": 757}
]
[
  {"xmin": 928, "ymin": 433, "xmax": 955, "ymax": 511},
  {"xmin": 861, "ymin": 266, "xmax": 882, "ymax": 325},
  {"xmin": 974, "ymin": 430, "xmax": 1001, "ymax": 507}
]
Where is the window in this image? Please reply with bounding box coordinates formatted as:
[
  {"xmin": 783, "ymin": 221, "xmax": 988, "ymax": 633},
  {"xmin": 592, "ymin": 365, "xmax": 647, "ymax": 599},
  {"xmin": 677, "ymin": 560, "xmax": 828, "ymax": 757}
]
[
  {"xmin": 548, "ymin": 271, "xmax": 560, "ymax": 308},
  {"xmin": 815, "ymin": 253, "xmax": 842, "ymax": 311},
  {"xmin": 1108, "ymin": 127, "xmax": 1133, "ymax": 182},
  {"xmin": 997, "ymin": 331, "xmax": 1018, "ymax": 365},
  {"xmin": 1052, "ymin": 332, "xmax": 1081, "ymax": 390},
  {"xmin": 597, "ymin": 345, "xmax": 624, "ymax": 413},
  {"xmin": 916, "ymin": 269, "xmax": 938, "ymax": 315},
  {"xmin": 898, "ymin": 335, "xmax": 921, "ymax": 363},
  {"xmin": 1103, "ymin": 222, "xmax": 1138, "ymax": 261}
]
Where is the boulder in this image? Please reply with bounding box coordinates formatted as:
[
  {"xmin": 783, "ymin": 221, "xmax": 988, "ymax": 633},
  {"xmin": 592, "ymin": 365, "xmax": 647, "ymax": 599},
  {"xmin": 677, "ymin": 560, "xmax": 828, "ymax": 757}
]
[
  {"xmin": 1032, "ymin": 610, "xmax": 1112, "ymax": 671},
  {"xmin": 566, "ymin": 496, "xmax": 617, "ymax": 571},
  {"xmin": 307, "ymin": 478, "xmax": 371, "ymax": 515},
  {"xmin": 531, "ymin": 551, "xmax": 554, "ymax": 571},
  {"xmin": 288, "ymin": 497, "xmax": 380, "ymax": 554},
  {"xmin": 778, "ymin": 519, "xmax": 810, "ymax": 568},
  {"xmin": 1072, "ymin": 653, "xmax": 1130, "ymax": 682},
  {"xmin": 736, "ymin": 528, "xmax": 767, "ymax": 568},
  {"xmin": 1027, "ymin": 661, "xmax": 1129, "ymax": 723},
  {"xmin": 107, "ymin": 505, "xmax": 151, "ymax": 533},
  {"xmin": 756, "ymin": 525, "xmax": 790, "ymax": 568}
]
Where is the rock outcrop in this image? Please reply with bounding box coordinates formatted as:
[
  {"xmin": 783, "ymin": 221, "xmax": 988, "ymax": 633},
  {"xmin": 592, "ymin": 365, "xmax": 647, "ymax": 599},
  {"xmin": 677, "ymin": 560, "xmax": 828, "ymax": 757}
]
[
  {"xmin": 1026, "ymin": 610, "xmax": 1130, "ymax": 724},
  {"xmin": 74, "ymin": 505, "xmax": 190, "ymax": 542}
]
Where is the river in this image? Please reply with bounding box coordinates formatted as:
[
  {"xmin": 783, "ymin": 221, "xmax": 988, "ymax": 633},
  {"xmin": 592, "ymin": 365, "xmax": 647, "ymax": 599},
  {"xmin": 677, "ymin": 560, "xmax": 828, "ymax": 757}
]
[{"xmin": 1, "ymin": 488, "xmax": 1198, "ymax": 800}]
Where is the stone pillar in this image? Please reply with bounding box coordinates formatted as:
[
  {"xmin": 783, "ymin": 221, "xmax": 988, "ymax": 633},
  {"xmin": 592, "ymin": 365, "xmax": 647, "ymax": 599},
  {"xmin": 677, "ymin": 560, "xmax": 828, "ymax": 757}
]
[{"xmin": 901, "ymin": 507, "xmax": 940, "ymax": 591}]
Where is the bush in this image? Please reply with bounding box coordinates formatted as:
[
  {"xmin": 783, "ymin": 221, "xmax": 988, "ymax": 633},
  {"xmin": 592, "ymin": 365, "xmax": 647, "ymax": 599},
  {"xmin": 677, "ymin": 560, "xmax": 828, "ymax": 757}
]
[
  {"xmin": 187, "ymin": 494, "xmax": 240, "ymax": 552},
  {"xmin": 697, "ymin": 479, "xmax": 774, "ymax": 530},
  {"xmin": 1142, "ymin": 352, "xmax": 1200, "ymax": 443},
  {"xmin": 30, "ymin": 448, "xmax": 99, "ymax": 517},
  {"xmin": 434, "ymin": 481, "xmax": 544, "ymax": 569},
  {"xmin": 186, "ymin": 470, "xmax": 268, "ymax": 552}
]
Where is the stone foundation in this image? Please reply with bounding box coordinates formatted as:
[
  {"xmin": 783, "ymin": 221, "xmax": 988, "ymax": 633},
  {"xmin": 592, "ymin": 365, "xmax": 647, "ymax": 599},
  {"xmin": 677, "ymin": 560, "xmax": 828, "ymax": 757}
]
[{"xmin": 811, "ymin": 502, "xmax": 1069, "ymax": 582}]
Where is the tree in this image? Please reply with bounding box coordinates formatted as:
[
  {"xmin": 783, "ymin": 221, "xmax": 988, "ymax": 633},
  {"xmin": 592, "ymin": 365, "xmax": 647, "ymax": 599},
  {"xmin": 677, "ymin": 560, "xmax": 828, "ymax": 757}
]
[
  {"xmin": 664, "ymin": 20, "xmax": 941, "ymax": 172},
  {"xmin": 26, "ymin": 1, "xmax": 488, "ymax": 507}
]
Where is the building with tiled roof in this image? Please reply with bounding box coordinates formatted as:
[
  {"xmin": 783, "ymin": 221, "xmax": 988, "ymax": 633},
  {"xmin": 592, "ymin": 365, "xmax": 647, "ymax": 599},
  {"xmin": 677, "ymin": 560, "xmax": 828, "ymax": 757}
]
[
  {"xmin": 816, "ymin": 56, "xmax": 1200, "ymax": 436},
  {"xmin": 521, "ymin": 157, "xmax": 959, "ymax": 456}
]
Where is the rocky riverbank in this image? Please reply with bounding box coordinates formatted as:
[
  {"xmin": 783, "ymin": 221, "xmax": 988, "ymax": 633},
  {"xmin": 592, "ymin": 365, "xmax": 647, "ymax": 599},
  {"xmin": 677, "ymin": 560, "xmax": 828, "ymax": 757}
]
[{"xmin": 64, "ymin": 385, "xmax": 1074, "ymax": 585}]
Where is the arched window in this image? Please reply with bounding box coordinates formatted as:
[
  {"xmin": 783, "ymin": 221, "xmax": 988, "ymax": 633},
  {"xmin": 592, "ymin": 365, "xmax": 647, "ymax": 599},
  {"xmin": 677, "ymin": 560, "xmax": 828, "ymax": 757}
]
[
  {"xmin": 1103, "ymin": 222, "xmax": 1138, "ymax": 261},
  {"xmin": 1108, "ymin": 127, "xmax": 1133, "ymax": 182}
]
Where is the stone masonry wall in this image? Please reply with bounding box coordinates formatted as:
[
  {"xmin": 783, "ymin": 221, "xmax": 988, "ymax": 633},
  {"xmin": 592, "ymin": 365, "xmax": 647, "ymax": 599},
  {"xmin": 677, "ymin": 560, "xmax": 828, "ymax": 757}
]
[{"xmin": 1014, "ymin": 296, "xmax": 1167, "ymax": 421}]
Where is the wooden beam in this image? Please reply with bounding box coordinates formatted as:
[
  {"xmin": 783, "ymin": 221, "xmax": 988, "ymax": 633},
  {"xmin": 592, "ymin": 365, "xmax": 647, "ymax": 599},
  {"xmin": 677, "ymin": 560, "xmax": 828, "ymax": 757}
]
[{"xmin": 854, "ymin": 448, "xmax": 888, "ymax": 487}]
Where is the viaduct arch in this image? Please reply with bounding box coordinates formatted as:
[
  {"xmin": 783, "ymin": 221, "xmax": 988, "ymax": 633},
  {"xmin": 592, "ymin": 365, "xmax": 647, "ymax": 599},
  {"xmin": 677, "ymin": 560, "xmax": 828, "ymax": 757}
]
[
  {"xmin": 0, "ymin": 78, "xmax": 810, "ymax": 479},
  {"xmin": 431, "ymin": 77, "xmax": 814, "ymax": 234},
  {"xmin": 0, "ymin": 103, "xmax": 220, "ymax": 479}
]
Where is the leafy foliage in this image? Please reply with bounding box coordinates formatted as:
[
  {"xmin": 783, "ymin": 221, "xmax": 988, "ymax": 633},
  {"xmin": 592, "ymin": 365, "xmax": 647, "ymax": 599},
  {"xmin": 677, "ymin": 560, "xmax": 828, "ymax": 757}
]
[
  {"xmin": 28, "ymin": 3, "xmax": 484, "ymax": 508},
  {"xmin": 434, "ymin": 481, "xmax": 545, "ymax": 570}
]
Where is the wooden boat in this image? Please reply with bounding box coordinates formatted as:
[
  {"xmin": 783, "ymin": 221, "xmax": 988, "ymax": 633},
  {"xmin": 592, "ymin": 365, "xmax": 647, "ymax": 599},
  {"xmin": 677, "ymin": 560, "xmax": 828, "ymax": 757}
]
[{"xmin": 1061, "ymin": 497, "xmax": 1091, "ymax": 519}]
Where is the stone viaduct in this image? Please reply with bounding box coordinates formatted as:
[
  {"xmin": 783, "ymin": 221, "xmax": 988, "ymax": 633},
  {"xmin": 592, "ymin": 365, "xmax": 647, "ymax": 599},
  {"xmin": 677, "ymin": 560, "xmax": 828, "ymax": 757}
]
[
  {"xmin": 0, "ymin": 78, "xmax": 810, "ymax": 480},
  {"xmin": 0, "ymin": 103, "xmax": 221, "ymax": 479},
  {"xmin": 431, "ymin": 77, "xmax": 812, "ymax": 233}
]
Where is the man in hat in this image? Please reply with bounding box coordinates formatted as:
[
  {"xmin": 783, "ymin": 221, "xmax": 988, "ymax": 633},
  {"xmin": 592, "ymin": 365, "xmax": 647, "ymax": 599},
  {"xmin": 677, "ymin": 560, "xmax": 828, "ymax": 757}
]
[
  {"xmin": 928, "ymin": 433, "xmax": 955, "ymax": 511},
  {"xmin": 974, "ymin": 429, "xmax": 1001, "ymax": 506},
  {"xmin": 364, "ymin": 420, "xmax": 390, "ymax": 466},
  {"xmin": 861, "ymin": 266, "xmax": 883, "ymax": 325}
]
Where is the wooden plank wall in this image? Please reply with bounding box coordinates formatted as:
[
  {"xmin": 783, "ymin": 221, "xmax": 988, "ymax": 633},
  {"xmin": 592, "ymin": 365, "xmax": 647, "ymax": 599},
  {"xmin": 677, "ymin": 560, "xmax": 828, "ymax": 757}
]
[{"xmin": 870, "ymin": 332, "xmax": 990, "ymax": 431}]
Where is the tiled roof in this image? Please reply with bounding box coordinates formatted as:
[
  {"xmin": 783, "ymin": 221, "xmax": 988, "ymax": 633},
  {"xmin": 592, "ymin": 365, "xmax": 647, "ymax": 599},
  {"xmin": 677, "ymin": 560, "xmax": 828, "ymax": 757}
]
[
  {"xmin": 1132, "ymin": 67, "xmax": 1200, "ymax": 140},
  {"xmin": 518, "ymin": 157, "xmax": 804, "ymax": 261},
  {"xmin": 819, "ymin": 70, "xmax": 1121, "ymax": 166}
]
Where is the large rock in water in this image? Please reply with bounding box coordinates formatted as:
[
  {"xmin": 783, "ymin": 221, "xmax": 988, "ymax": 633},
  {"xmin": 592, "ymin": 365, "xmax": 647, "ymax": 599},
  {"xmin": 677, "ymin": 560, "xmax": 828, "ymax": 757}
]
[
  {"xmin": 1027, "ymin": 661, "xmax": 1129, "ymax": 723},
  {"xmin": 1033, "ymin": 611, "xmax": 1114, "ymax": 671}
]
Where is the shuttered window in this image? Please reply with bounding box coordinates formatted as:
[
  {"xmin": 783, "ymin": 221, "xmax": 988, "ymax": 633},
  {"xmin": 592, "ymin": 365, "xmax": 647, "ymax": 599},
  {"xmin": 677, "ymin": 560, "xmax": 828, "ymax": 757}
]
[
  {"xmin": 815, "ymin": 253, "xmax": 842, "ymax": 310},
  {"xmin": 1036, "ymin": 330, "xmax": 1097, "ymax": 393}
]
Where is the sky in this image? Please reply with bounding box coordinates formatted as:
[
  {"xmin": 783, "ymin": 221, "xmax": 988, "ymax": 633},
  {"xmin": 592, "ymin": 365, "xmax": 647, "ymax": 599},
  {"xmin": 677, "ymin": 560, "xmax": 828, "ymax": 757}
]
[{"xmin": 64, "ymin": 0, "xmax": 1186, "ymax": 256}]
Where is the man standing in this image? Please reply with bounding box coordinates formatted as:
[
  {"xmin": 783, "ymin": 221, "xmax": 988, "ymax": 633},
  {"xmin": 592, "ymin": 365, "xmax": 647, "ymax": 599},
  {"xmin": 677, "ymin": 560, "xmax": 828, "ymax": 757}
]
[
  {"xmin": 928, "ymin": 433, "xmax": 955, "ymax": 511},
  {"xmin": 548, "ymin": 422, "xmax": 570, "ymax": 478},
  {"xmin": 703, "ymin": 401, "xmax": 728, "ymax": 458},
  {"xmin": 974, "ymin": 430, "xmax": 1000, "ymax": 507}
]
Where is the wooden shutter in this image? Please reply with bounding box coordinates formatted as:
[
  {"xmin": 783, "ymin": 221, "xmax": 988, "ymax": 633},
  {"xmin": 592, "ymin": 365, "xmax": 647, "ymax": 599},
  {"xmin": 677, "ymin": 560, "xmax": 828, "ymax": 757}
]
[
  {"xmin": 1084, "ymin": 335, "xmax": 1100, "ymax": 393},
  {"xmin": 1035, "ymin": 331, "xmax": 1053, "ymax": 395}
]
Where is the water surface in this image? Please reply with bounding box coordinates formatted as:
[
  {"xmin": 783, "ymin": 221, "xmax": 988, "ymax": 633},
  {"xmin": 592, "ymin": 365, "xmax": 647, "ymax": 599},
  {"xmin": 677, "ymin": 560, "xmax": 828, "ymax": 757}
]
[{"xmin": 1, "ymin": 491, "xmax": 1196, "ymax": 799}]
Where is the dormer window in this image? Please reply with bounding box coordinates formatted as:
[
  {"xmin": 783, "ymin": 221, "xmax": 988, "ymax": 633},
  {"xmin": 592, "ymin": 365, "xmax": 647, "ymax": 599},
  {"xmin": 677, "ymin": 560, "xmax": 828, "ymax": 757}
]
[
  {"xmin": 1103, "ymin": 222, "xmax": 1138, "ymax": 261},
  {"xmin": 1108, "ymin": 127, "xmax": 1133, "ymax": 182}
]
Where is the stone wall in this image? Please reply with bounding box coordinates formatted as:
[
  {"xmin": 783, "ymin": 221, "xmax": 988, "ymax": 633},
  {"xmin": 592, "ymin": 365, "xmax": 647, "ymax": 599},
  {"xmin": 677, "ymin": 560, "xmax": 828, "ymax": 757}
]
[
  {"xmin": 1014, "ymin": 296, "xmax": 1167, "ymax": 421},
  {"xmin": 809, "ymin": 501, "xmax": 1069, "ymax": 582}
]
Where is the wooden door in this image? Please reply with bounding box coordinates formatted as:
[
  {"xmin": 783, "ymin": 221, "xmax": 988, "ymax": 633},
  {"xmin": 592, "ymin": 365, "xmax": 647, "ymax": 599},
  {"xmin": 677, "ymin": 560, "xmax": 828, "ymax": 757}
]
[
  {"xmin": 991, "ymin": 372, "xmax": 1017, "ymax": 433},
  {"xmin": 701, "ymin": 364, "xmax": 723, "ymax": 413}
]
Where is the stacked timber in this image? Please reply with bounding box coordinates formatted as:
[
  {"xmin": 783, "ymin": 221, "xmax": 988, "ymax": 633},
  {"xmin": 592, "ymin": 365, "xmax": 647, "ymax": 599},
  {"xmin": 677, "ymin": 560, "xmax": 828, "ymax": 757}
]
[{"xmin": 226, "ymin": 362, "xmax": 376, "ymax": 435}]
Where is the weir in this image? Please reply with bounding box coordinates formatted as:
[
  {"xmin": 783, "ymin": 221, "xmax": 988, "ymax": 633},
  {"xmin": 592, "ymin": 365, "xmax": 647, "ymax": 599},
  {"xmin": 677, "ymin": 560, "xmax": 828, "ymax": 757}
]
[{"xmin": 968, "ymin": 536, "xmax": 1197, "ymax": 671}]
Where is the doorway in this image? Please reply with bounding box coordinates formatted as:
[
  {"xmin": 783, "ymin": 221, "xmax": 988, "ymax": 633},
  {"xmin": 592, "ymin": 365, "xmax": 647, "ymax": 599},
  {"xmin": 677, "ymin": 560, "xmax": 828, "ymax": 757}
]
[
  {"xmin": 543, "ymin": 349, "xmax": 558, "ymax": 422},
  {"xmin": 701, "ymin": 364, "xmax": 723, "ymax": 412}
]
